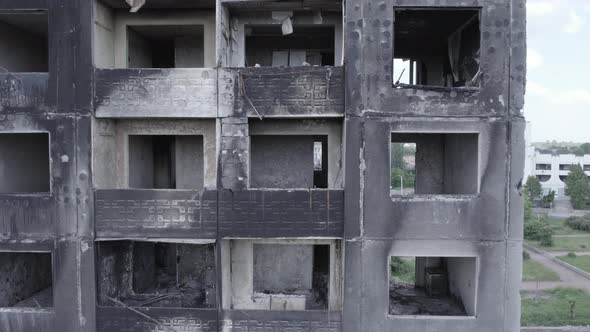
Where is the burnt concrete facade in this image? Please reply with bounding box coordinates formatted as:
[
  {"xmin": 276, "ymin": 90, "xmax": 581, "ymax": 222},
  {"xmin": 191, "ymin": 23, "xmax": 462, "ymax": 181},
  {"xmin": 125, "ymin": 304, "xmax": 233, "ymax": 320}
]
[{"xmin": 0, "ymin": 0, "xmax": 525, "ymax": 331}]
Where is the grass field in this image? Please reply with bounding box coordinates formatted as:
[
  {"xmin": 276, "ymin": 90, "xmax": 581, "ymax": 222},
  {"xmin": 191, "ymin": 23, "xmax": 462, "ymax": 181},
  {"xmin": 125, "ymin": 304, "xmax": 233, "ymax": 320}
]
[
  {"xmin": 557, "ymin": 254, "xmax": 590, "ymax": 273},
  {"xmin": 544, "ymin": 217, "xmax": 589, "ymax": 235},
  {"xmin": 522, "ymin": 258, "xmax": 560, "ymax": 281},
  {"xmin": 528, "ymin": 235, "xmax": 590, "ymax": 251},
  {"xmin": 521, "ymin": 288, "xmax": 590, "ymax": 326}
]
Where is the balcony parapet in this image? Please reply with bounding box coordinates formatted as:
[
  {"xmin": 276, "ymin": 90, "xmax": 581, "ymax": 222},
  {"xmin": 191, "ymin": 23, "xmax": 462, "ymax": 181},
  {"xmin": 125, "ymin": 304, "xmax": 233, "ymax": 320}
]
[
  {"xmin": 94, "ymin": 189, "xmax": 217, "ymax": 239},
  {"xmin": 0, "ymin": 194, "xmax": 53, "ymax": 240},
  {"xmin": 96, "ymin": 307, "xmax": 217, "ymax": 332},
  {"xmin": 218, "ymin": 189, "xmax": 344, "ymax": 238},
  {"xmin": 0, "ymin": 73, "xmax": 48, "ymax": 112},
  {"xmin": 94, "ymin": 68, "xmax": 217, "ymax": 118},
  {"xmin": 226, "ymin": 66, "xmax": 344, "ymax": 118}
]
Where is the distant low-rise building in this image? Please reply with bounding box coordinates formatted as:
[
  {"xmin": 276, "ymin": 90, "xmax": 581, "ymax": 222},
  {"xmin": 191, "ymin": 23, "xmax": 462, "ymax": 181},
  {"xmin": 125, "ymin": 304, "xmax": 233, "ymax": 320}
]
[
  {"xmin": 524, "ymin": 123, "xmax": 590, "ymax": 198},
  {"xmin": 526, "ymin": 152, "xmax": 590, "ymax": 197}
]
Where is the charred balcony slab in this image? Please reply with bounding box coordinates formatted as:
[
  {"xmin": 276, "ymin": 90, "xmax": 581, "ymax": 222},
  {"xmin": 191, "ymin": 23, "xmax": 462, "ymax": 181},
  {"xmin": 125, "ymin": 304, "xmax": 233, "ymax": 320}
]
[
  {"xmin": 96, "ymin": 307, "xmax": 217, "ymax": 332},
  {"xmin": 218, "ymin": 189, "xmax": 344, "ymax": 238},
  {"xmin": 0, "ymin": 73, "xmax": 48, "ymax": 113},
  {"xmin": 237, "ymin": 66, "xmax": 344, "ymax": 118},
  {"xmin": 94, "ymin": 189, "xmax": 217, "ymax": 239},
  {"xmin": 94, "ymin": 68, "xmax": 217, "ymax": 118},
  {"xmin": 221, "ymin": 310, "xmax": 342, "ymax": 331}
]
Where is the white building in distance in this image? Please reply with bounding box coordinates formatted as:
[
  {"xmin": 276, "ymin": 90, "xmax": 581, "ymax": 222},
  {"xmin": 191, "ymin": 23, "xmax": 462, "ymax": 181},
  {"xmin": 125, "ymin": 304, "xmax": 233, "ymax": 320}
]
[{"xmin": 524, "ymin": 124, "xmax": 590, "ymax": 197}]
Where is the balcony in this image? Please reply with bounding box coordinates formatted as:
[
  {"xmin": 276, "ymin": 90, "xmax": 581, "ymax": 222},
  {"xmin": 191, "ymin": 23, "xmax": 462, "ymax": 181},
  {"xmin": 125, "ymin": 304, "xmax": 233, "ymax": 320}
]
[
  {"xmin": 94, "ymin": 68, "xmax": 217, "ymax": 118},
  {"xmin": 231, "ymin": 66, "xmax": 344, "ymax": 118},
  {"xmin": 94, "ymin": 189, "xmax": 217, "ymax": 239},
  {"xmin": 218, "ymin": 189, "xmax": 344, "ymax": 238},
  {"xmin": 0, "ymin": 73, "xmax": 48, "ymax": 112}
]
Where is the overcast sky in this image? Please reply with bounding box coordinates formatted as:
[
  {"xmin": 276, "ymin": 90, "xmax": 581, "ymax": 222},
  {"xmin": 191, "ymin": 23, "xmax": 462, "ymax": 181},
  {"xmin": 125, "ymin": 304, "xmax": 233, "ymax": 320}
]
[{"xmin": 526, "ymin": 0, "xmax": 590, "ymax": 142}]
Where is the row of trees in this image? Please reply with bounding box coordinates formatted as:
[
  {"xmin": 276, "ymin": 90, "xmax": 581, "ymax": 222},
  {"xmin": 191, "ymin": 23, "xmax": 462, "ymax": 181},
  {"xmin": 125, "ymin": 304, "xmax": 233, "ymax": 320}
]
[
  {"xmin": 523, "ymin": 177, "xmax": 554, "ymax": 246},
  {"xmin": 536, "ymin": 142, "xmax": 590, "ymax": 156},
  {"xmin": 564, "ymin": 164, "xmax": 590, "ymax": 210},
  {"xmin": 524, "ymin": 176, "xmax": 555, "ymax": 208},
  {"xmin": 524, "ymin": 163, "xmax": 590, "ymax": 210}
]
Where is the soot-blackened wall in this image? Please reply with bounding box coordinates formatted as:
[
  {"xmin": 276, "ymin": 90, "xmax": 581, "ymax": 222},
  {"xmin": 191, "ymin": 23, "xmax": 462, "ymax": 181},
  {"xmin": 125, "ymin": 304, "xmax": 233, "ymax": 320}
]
[{"xmin": 0, "ymin": 0, "xmax": 525, "ymax": 330}]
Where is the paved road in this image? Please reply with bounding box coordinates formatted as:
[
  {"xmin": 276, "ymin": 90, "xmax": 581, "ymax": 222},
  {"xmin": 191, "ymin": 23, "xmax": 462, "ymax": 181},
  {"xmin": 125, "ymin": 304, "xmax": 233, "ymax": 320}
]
[{"xmin": 521, "ymin": 248, "xmax": 590, "ymax": 292}]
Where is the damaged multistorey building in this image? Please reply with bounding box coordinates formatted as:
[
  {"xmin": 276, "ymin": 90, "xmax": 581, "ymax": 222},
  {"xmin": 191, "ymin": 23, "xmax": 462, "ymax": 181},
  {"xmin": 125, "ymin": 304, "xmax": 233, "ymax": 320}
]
[{"xmin": 0, "ymin": 0, "xmax": 525, "ymax": 330}]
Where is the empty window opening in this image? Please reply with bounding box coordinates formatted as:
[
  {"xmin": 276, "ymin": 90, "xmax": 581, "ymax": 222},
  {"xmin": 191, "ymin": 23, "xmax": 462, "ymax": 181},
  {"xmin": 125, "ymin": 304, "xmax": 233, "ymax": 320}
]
[
  {"xmin": 313, "ymin": 136, "xmax": 328, "ymax": 188},
  {"xmin": 127, "ymin": 25, "xmax": 205, "ymax": 68},
  {"xmin": 252, "ymin": 244, "xmax": 330, "ymax": 310},
  {"xmin": 537, "ymin": 175, "xmax": 550, "ymax": 183},
  {"xmin": 96, "ymin": 241, "xmax": 216, "ymax": 308},
  {"xmin": 0, "ymin": 252, "xmax": 53, "ymax": 308},
  {"xmin": 389, "ymin": 256, "xmax": 476, "ymax": 316},
  {"xmin": 391, "ymin": 133, "xmax": 478, "ymax": 195},
  {"xmin": 390, "ymin": 142, "xmax": 416, "ymax": 196},
  {"xmin": 559, "ymin": 175, "xmax": 567, "ymax": 182},
  {"xmin": 536, "ymin": 164, "xmax": 551, "ymax": 171},
  {"xmin": 0, "ymin": 11, "xmax": 48, "ymax": 72},
  {"xmin": 128, "ymin": 135, "xmax": 204, "ymax": 189},
  {"xmin": 245, "ymin": 25, "xmax": 335, "ymax": 67},
  {"xmin": 584, "ymin": 165, "xmax": 590, "ymax": 172},
  {"xmin": 393, "ymin": 9, "xmax": 480, "ymax": 88},
  {"xmin": 559, "ymin": 164, "xmax": 574, "ymax": 171},
  {"xmin": 0, "ymin": 133, "xmax": 50, "ymax": 193},
  {"xmin": 251, "ymin": 135, "xmax": 329, "ymax": 188}
]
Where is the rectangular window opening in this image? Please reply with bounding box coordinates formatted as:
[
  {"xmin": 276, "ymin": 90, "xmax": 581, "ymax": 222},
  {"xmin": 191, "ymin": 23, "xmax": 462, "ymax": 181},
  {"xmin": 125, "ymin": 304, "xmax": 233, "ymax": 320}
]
[
  {"xmin": 128, "ymin": 135, "xmax": 204, "ymax": 189},
  {"xmin": 313, "ymin": 136, "xmax": 328, "ymax": 188},
  {"xmin": 252, "ymin": 244, "xmax": 330, "ymax": 311},
  {"xmin": 0, "ymin": 252, "xmax": 53, "ymax": 309},
  {"xmin": 391, "ymin": 133, "xmax": 478, "ymax": 195},
  {"xmin": 0, "ymin": 133, "xmax": 50, "ymax": 193},
  {"xmin": 96, "ymin": 241, "xmax": 216, "ymax": 308},
  {"xmin": 389, "ymin": 256, "xmax": 476, "ymax": 316},
  {"xmin": 0, "ymin": 11, "xmax": 48, "ymax": 72},
  {"xmin": 390, "ymin": 142, "xmax": 416, "ymax": 196},
  {"xmin": 94, "ymin": 0, "xmax": 215, "ymax": 69},
  {"xmin": 535, "ymin": 163, "xmax": 551, "ymax": 171},
  {"xmin": 245, "ymin": 25, "xmax": 335, "ymax": 67},
  {"xmin": 559, "ymin": 164, "xmax": 573, "ymax": 171},
  {"xmin": 126, "ymin": 25, "xmax": 205, "ymax": 68},
  {"xmin": 251, "ymin": 135, "xmax": 329, "ymax": 189},
  {"xmin": 393, "ymin": 8, "xmax": 480, "ymax": 88}
]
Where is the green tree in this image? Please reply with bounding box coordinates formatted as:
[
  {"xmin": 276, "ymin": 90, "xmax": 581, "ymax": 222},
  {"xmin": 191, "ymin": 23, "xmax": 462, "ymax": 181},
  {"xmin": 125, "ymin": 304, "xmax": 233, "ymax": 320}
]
[
  {"xmin": 390, "ymin": 143, "xmax": 406, "ymax": 170},
  {"xmin": 541, "ymin": 190, "xmax": 556, "ymax": 208},
  {"xmin": 524, "ymin": 193, "xmax": 533, "ymax": 222},
  {"xmin": 565, "ymin": 164, "xmax": 590, "ymax": 210},
  {"xmin": 524, "ymin": 214, "xmax": 554, "ymax": 247},
  {"xmin": 524, "ymin": 175, "xmax": 543, "ymax": 201},
  {"xmin": 581, "ymin": 143, "xmax": 590, "ymax": 155}
]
